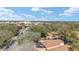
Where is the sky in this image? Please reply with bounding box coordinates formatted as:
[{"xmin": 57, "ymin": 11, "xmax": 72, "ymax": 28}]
[{"xmin": 0, "ymin": 7, "xmax": 79, "ymax": 21}]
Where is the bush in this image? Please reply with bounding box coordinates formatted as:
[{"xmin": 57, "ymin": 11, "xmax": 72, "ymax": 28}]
[{"xmin": 25, "ymin": 32, "xmax": 41, "ymax": 42}]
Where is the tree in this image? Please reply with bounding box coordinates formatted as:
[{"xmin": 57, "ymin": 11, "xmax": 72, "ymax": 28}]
[{"xmin": 40, "ymin": 31, "xmax": 47, "ymax": 38}]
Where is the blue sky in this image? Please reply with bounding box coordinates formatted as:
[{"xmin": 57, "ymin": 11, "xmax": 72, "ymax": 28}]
[{"xmin": 0, "ymin": 7, "xmax": 79, "ymax": 21}]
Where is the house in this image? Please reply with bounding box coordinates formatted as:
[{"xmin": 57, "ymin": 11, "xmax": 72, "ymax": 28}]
[
  {"xmin": 74, "ymin": 31, "xmax": 79, "ymax": 40},
  {"xmin": 35, "ymin": 40, "xmax": 70, "ymax": 51},
  {"xmin": 46, "ymin": 32, "xmax": 61, "ymax": 40}
]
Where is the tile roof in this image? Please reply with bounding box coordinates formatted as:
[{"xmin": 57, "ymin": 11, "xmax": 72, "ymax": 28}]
[{"xmin": 40, "ymin": 40, "xmax": 64, "ymax": 49}]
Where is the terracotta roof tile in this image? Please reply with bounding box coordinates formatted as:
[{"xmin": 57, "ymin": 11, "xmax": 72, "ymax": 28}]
[{"xmin": 40, "ymin": 40, "xmax": 64, "ymax": 48}]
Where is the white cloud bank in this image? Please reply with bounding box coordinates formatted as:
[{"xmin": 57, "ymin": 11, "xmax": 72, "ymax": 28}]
[
  {"xmin": 0, "ymin": 8, "xmax": 36, "ymax": 21},
  {"xmin": 0, "ymin": 8, "xmax": 24, "ymax": 20},
  {"xmin": 60, "ymin": 7, "xmax": 79, "ymax": 16},
  {"xmin": 31, "ymin": 7, "xmax": 53, "ymax": 14},
  {"xmin": 22, "ymin": 14, "xmax": 36, "ymax": 19},
  {"xmin": 0, "ymin": 7, "xmax": 53, "ymax": 21}
]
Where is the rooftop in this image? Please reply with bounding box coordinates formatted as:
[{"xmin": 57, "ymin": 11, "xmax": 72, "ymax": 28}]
[
  {"xmin": 40, "ymin": 40, "xmax": 64, "ymax": 48},
  {"xmin": 47, "ymin": 32, "xmax": 59, "ymax": 36},
  {"xmin": 39, "ymin": 40, "xmax": 70, "ymax": 51}
]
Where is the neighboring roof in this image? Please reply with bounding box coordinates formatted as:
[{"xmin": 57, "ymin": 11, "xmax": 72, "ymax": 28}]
[
  {"xmin": 47, "ymin": 32, "xmax": 59, "ymax": 36},
  {"xmin": 40, "ymin": 40, "xmax": 64, "ymax": 49}
]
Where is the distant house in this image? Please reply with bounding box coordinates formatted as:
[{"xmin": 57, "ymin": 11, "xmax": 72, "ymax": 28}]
[
  {"xmin": 74, "ymin": 31, "xmax": 79, "ymax": 40},
  {"xmin": 35, "ymin": 40, "xmax": 70, "ymax": 51},
  {"xmin": 46, "ymin": 32, "xmax": 61, "ymax": 40}
]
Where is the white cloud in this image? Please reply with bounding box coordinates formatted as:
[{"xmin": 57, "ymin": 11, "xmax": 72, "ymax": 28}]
[
  {"xmin": 22, "ymin": 14, "xmax": 36, "ymax": 19},
  {"xmin": 25, "ymin": 14, "xmax": 34, "ymax": 18},
  {"xmin": 0, "ymin": 8, "xmax": 26, "ymax": 20},
  {"xmin": 31, "ymin": 7, "xmax": 53, "ymax": 14},
  {"xmin": 0, "ymin": 8, "xmax": 14, "ymax": 13},
  {"xmin": 42, "ymin": 9, "xmax": 52, "ymax": 14},
  {"xmin": 0, "ymin": 7, "xmax": 52, "ymax": 21},
  {"xmin": 31, "ymin": 7, "xmax": 40, "ymax": 11},
  {"xmin": 0, "ymin": 8, "xmax": 38, "ymax": 21},
  {"xmin": 0, "ymin": 8, "xmax": 14, "ymax": 16},
  {"xmin": 60, "ymin": 7, "xmax": 79, "ymax": 16}
]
